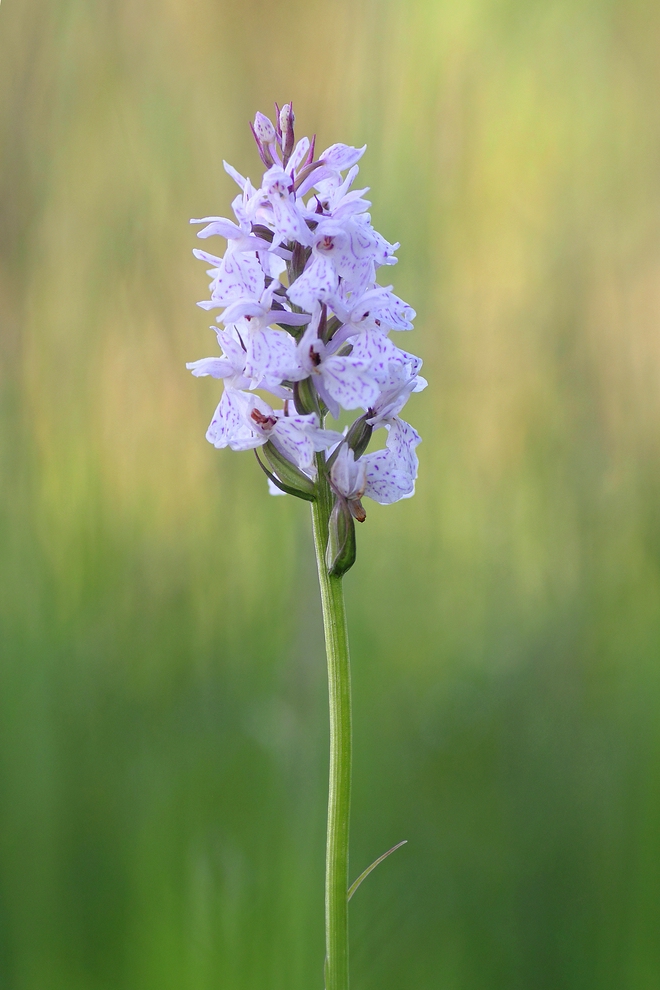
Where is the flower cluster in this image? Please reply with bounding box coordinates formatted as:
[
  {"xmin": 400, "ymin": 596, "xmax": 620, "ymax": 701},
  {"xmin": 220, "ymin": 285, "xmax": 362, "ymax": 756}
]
[{"xmin": 188, "ymin": 104, "xmax": 426, "ymax": 574}]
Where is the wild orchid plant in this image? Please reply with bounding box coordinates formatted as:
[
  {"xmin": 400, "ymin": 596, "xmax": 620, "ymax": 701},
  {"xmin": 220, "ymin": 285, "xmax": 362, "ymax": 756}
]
[{"xmin": 187, "ymin": 104, "xmax": 425, "ymax": 990}]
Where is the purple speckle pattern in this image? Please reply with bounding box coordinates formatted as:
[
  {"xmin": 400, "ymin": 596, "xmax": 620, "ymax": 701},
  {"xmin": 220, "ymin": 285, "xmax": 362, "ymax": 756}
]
[{"xmin": 188, "ymin": 105, "xmax": 426, "ymax": 506}]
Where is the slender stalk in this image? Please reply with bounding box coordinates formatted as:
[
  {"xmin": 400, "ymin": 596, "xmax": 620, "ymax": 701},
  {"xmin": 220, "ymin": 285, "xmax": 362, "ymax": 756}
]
[{"xmin": 311, "ymin": 467, "xmax": 352, "ymax": 990}]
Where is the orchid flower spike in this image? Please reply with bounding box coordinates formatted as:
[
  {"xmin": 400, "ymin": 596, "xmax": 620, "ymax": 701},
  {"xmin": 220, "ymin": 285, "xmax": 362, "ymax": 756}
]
[{"xmin": 187, "ymin": 107, "xmax": 425, "ymax": 575}]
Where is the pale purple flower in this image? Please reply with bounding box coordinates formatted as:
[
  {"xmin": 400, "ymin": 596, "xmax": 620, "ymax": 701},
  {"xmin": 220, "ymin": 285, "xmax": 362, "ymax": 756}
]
[
  {"xmin": 366, "ymin": 371, "xmax": 427, "ymax": 426},
  {"xmin": 330, "ymin": 445, "xmax": 367, "ymax": 501},
  {"xmin": 329, "ymin": 283, "xmax": 415, "ymax": 343},
  {"xmin": 258, "ymin": 165, "xmax": 313, "ymax": 248},
  {"xmin": 295, "ymin": 143, "xmax": 366, "ymax": 197},
  {"xmin": 213, "ymin": 280, "xmax": 309, "ymax": 387},
  {"xmin": 187, "ymin": 328, "xmax": 248, "ymax": 386},
  {"xmin": 190, "ymin": 215, "xmax": 270, "ymax": 253},
  {"xmin": 186, "ymin": 327, "xmax": 290, "ymax": 398},
  {"xmin": 361, "ymin": 418, "xmax": 421, "ymax": 504},
  {"xmin": 194, "ymin": 248, "xmax": 263, "ymax": 311},
  {"xmin": 330, "ymin": 419, "xmax": 420, "ymax": 508},
  {"xmin": 320, "ymin": 143, "xmax": 367, "ymax": 172},
  {"xmin": 296, "ymin": 320, "xmax": 383, "ymax": 418},
  {"xmin": 347, "ymin": 333, "xmax": 420, "ymax": 392},
  {"xmin": 205, "ymin": 390, "xmax": 341, "ymax": 472},
  {"xmin": 305, "ymin": 166, "xmax": 371, "ymax": 221},
  {"xmin": 287, "ymin": 215, "xmax": 398, "ymax": 311},
  {"xmin": 286, "ymin": 222, "xmax": 346, "ymax": 310}
]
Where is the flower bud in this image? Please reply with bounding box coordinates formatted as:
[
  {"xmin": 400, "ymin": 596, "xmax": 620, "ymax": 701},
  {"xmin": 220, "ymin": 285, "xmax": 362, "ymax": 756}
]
[
  {"xmin": 249, "ymin": 121, "xmax": 274, "ymax": 168},
  {"xmin": 289, "ymin": 240, "xmax": 311, "ymax": 281},
  {"xmin": 279, "ymin": 103, "xmax": 296, "ymax": 163},
  {"xmin": 293, "ymin": 376, "xmax": 320, "ymax": 416},
  {"xmin": 344, "ymin": 415, "xmax": 373, "ymax": 460},
  {"xmin": 253, "ymin": 111, "xmax": 276, "ymax": 144},
  {"xmin": 326, "ymin": 497, "xmax": 357, "ymax": 577}
]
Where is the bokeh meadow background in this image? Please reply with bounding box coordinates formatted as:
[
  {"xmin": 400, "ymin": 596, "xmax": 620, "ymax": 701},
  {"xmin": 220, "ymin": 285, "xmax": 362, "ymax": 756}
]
[{"xmin": 2, "ymin": 0, "xmax": 660, "ymax": 987}]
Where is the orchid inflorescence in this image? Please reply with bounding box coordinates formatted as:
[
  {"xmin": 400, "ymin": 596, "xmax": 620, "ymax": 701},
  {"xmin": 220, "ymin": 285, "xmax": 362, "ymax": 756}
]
[{"xmin": 187, "ymin": 103, "xmax": 426, "ymax": 575}]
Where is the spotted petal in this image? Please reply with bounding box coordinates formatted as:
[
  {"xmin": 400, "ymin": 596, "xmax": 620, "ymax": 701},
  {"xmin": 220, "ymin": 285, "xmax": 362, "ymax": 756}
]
[
  {"xmin": 245, "ymin": 328, "xmax": 300, "ymax": 387},
  {"xmin": 348, "ymin": 333, "xmax": 407, "ymax": 386},
  {"xmin": 320, "ymin": 144, "xmax": 366, "ymax": 171},
  {"xmin": 287, "ymin": 254, "xmax": 338, "ymax": 311},
  {"xmin": 271, "ymin": 414, "xmax": 342, "ymax": 473},
  {"xmin": 206, "ymin": 389, "xmax": 264, "ymax": 451},
  {"xmin": 345, "ymin": 285, "xmax": 415, "ymax": 332},
  {"xmin": 262, "ymin": 166, "xmax": 313, "ymax": 246},
  {"xmin": 199, "ymin": 250, "xmax": 264, "ymax": 308},
  {"xmin": 363, "ymin": 418, "xmax": 421, "ymax": 503},
  {"xmin": 320, "ymin": 355, "xmax": 381, "ymax": 411},
  {"xmin": 288, "ymin": 136, "xmax": 310, "ymax": 174}
]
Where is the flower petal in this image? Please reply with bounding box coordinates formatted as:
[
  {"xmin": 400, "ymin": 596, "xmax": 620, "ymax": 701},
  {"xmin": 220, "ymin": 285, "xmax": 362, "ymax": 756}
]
[
  {"xmin": 272, "ymin": 413, "xmax": 343, "ymax": 471},
  {"xmin": 191, "ymin": 217, "xmax": 242, "ymax": 240},
  {"xmin": 363, "ymin": 418, "xmax": 421, "ymax": 503},
  {"xmin": 208, "ymin": 251, "xmax": 264, "ymax": 307},
  {"xmin": 262, "ymin": 166, "xmax": 313, "ymax": 246},
  {"xmin": 320, "ymin": 144, "xmax": 366, "ymax": 171},
  {"xmin": 186, "ymin": 357, "xmax": 234, "ymax": 378},
  {"xmin": 206, "ymin": 389, "xmax": 261, "ymax": 450},
  {"xmin": 287, "ymin": 254, "xmax": 338, "ymax": 311},
  {"xmin": 363, "ymin": 455, "xmax": 416, "ymax": 503},
  {"xmin": 321, "ymin": 358, "xmax": 381, "ymax": 411},
  {"xmin": 223, "ymin": 161, "xmax": 247, "ymax": 190},
  {"xmin": 288, "ymin": 136, "xmax": 310, "ymax": 174},
  {"xmin": 330, "ymin": 446, "xmax": 366, "ymax": 499},
  {"xmin": 245, "ymin": 328, "xmax": 299, "ymax": 386}
]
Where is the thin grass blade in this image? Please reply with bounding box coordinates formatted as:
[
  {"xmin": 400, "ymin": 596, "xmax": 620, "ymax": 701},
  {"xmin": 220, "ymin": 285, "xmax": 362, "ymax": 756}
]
[{"xmin": 347, "ymin": 840, "xmax": 408, "ymax": 902}]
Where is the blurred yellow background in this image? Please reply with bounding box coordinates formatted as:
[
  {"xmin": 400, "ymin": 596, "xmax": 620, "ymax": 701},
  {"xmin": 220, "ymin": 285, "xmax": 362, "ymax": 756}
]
[{"xmin": 2, "ymin": 0, "xmax": 660, "ymax": 987}]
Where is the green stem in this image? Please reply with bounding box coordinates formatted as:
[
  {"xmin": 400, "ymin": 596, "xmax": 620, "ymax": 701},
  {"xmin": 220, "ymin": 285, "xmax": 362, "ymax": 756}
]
[{"xmin": 311, "ymin": 468, "xmax": 352, "ymax": 990}]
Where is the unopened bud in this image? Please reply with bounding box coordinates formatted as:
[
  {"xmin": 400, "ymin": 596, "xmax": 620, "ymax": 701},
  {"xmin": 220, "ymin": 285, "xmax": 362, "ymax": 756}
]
[
  {"xmin": 249, "ymin": 121, "xmax": 274, "ymax": 167},
  {"xmin": 250, "ymin": 223, "xmax": 274, "ymax": 243},
  {"xmin": 293, "ymin": 377, "xmax": 320, "ymax": 416},
  {"xmin": 344, "ymin": 415, "xmax": 373, "ymax": 459},
  {"xmin": 279, "ymin": 103, "xmax": 295, "ymax": 163},
  {"xmin": 290, "ymin": 240, "xmax": 311, "ymax": 281},
  {"xmin": 253, "ymin": 111, "xmax": 276, "ymax": 144},
  {"xmin": 326, "ymin": 498, "xmax": 357, "ymax": 577}
]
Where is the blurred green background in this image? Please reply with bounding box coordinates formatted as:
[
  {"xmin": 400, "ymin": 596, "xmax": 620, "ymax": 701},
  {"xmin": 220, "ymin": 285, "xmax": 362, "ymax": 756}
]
[{"xmin": 2, "ymin": 0, "xmax": 660, "ymax": 987}]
